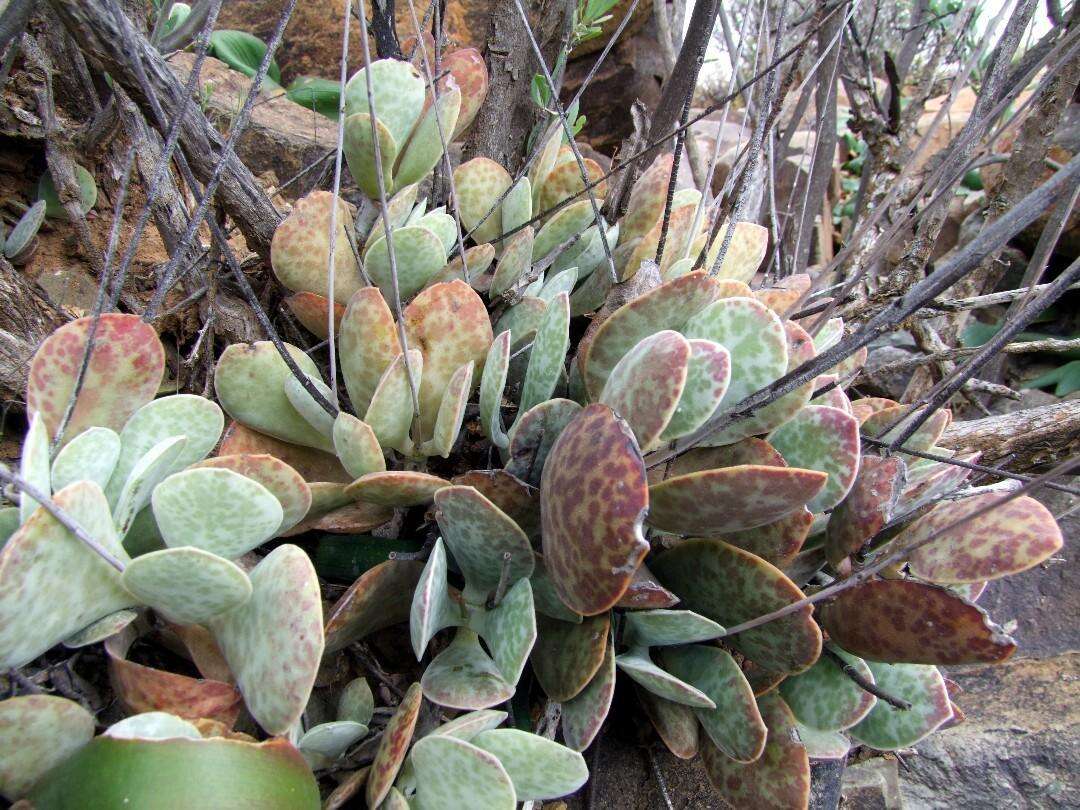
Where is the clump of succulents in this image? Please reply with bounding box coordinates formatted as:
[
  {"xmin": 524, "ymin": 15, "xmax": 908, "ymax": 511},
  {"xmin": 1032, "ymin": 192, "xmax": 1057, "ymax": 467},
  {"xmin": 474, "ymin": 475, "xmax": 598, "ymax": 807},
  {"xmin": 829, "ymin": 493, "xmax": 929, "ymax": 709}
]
[{"xmin": 1, "ymin": 45, "xmax": 1068, "ymax": 810}]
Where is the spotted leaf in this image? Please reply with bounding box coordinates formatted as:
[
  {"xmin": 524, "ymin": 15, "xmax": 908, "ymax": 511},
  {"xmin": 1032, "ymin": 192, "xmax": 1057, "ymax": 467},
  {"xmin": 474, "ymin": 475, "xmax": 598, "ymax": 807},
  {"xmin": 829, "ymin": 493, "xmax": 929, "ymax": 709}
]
[
  {"xmin": 0, "ymin": 695, "xmax": 94, "ymax": 801},
  {"xmin": 472, "ymin": 728, "xmax": 589, "ymax": 801},
  {"xmin": 849, "ymin": 662, "xmax": 952, "ymax": 750},
  {"xmin": 325, "ymin": 559, "xmax": 425, "ymax": 653},
  {"xmin": 622, "ymin": 610, "xmax": 724, "ymax": 647},
  {"xmin": 339, "ymin": 287, "xmax": 402, "ymax": 416},
  {"xmin": 364, "ymin": 349, "xmax": 423, "ymax": 454},
  {"xmin": 422, "ymin": 628, "xmax": 515, "ymax": 710},
  {"xmin": 347, "ymin": 470, "xmax": 449, "ymax": 507},
  {"xmin": 561, "ymin": 636, "xmax": 615, "ymax": 751},
  {"xmin": 779, "ymin": 647, "xmax": 877, "ymax": 731},
  {"xmin": 531, "ymin": 613, "xmax": 609, "ymax": 702},
  {"xmin": 518, "ymin": 291, "xmax": 570, "ymax": 416},
  {"xmin": 637, "ymin": 687, "xmax": 699, "ymax": 759},
  {"xmin": 122, "ymin": 547, "xmax": 251, "ymax": 624},
  {"xmin": 409, "ymin": 733, "xmax": 516, "ymax": 809},
  {"xmin": 367, "ymin": 682, "xmax": 422, "ymax": 808},
  {"xmin": 504, "ymin": 398, "xmax": 581, "ymax": 486},
  {"xmin": 455, "ymin": 157, "xmax": 513, "ymax": 244},
  {"xmin": 270, "ymin": 191, "xmax": 362, "ymax": 304},
  {"xmin": 767, "ymin": 405, "xmax": 860, "ymax": 513},
  {"xmin": 480, "ymin": 330, "xmax": 512, "ymax": 448},
  {"xmin": 615, "ymin": 647, "xmax": 715, "ymax": 708}
]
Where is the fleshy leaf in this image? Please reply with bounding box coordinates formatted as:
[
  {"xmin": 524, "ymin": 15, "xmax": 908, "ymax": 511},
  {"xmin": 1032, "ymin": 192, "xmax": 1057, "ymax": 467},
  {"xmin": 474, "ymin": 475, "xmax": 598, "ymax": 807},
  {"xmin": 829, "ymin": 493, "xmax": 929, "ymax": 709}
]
[
  {"xmin": 394, "ymin": 85, "xmax": 462, "ymax": 189},
  {"xmin": 795, "ymin": 724, "xmax": 850, "ymax": 760},
  {"xmin": 615, "ymin": 563, "xmax": 680, "ymax": 610},
  {"xmin": 622, "ymin": 610, "xmax": 724, "ymax": 647},
  {"xmin": 19, "ymin": 412, "xmax": 50, "ymax": 523},
  {"xmin": 826, "ymin": 455, "xmax": 906, "ymax": 567},
  {"xmin": 530, "ymin": 555, "xmax": 584, "ymax": 623},
  {"xmin": 435, "ymin": 485, "xmax": 534, "ymax": 602},
  {"xmin": 27, "ymin": 313, "xmax": 164, "ymax": 446},
  {"xmin": 214, "ymin": 341, "xmax": 334, "ymax": 451},
  {"xmin": 50, "ymin": 426, "xmax": 121, "ymax": 493},
  {"xmin": 105, "ymin": 628, "xmax": 241, "ymax": 726},
  {"xmin": 493, "ymin": 296, "xmax": 546, "ymax": 351},
  {"xmin": 861, "ymin": 405, "xmax": 951, "ymax": 454},
  {"xmin": 122, "ymin": 547, "xmax": 251, "ymax": 624},
  {"xmin": 209, "ymin": 545, "xmax": 324, "ymax": 734},
  {"xmin": 599, "ymin": 330, "xmax": 690, "ymax": 452},
  {"xmin": 647, "ymin": 465, "xmax": 826, "ymax": 535},
  {"xmin": 338, "ymin": 677, "xmax": 374, "ymax": 725},
  {"xmin": 421, "ymin": 628, "xmax": 515, "ymax": 709},
  {"xmin": 104, "ymin": 712, "xmax": 201, "ymax": 740},
  {"xmin": 489, "ymin": 226, "xmax": 534, "ymax": 298},
  {"xmin": 620, "ymin": 154, "xmax": 673, "ymax": 244},
  {"xmin": 561, "ymin": 636, "xmax": 615, "ymax": 751},
  {"xmin": 270, "ymin": 192, "xmax": 362, "ymax": 304},
  {"xmin": 152, "ymin": 467, "xmax": 282, "ymax": 558},
  {"xmin": 716, "ymin": 508, "xmax": 813, "ymax": 569},
  {"xmin": 429, "ymin": 709, "xmax": 508, "ymax": 741},
  {"xmin": 63, "ymin": 608, "xmax": 138, "ymax": 648},
  {"xmin": 701, "ymin": 692, "xmax": 810, "ymax": 810},
  {"xmin": 346, "ymin": 470, "xmax": 449, "ymax": 507},
  {"xmin": 472, "ymin": 728, "xmax": 589, "ymax": 801},
  {"xmin": 343, "ymin": 59, "xmax": 425, "ymax": 143},
  {"xmin": 614, "ymin": 647, "xmax": 715, "ymax": 708},
  {"xmin": 651, "ymin": 539, "xmax": 822, "ymax": 675},
  {"xmin": 848, "ymin": 662, "xmax": 952, "ymax": 750},
  {"xmin": 452, "ymin": 469, "xmax": 540, "ymax": 539},
  {"xmin": 0, "ymin": 695, "xmax": 95, "ymax": 801},
  {"xmin": 285, "ymin": 291, "xmax": 344, "ymax": 340},
  {"xmin": 332, "ymin": 414, "xmax": 386, "ymax": 479},
  {"xmin": 409, "ymin": 733, "xmax": 516, "ymax": 810},
  {"xmin": 504, "ymin": 398, "xmax": 581, "ymax": 486},
  {"xmin": 454, "ymin": 157, "xmax": 513, "ymax": 244},
  {"xmin": 480, "ymin": 330, "xmax": 512, "ymax": 448},
  {"xmin": 195, "ymin": 453, "xmax": 312, "ymax": 535},
  {"xmin": 365, "ymin": 349, "xmax": 424, "ymax": 454},
  {"xmin": 818, "ymin": 578, "xmax": 1017, "ymax": 664},
  {"xmin": 682, "ymin": 296, "xmax": 787, "ymax": 409},
  {"xmin": 478, "ymin": 578, "xmax": 537, "ymax": 683},
  {"xmin": 325, "ymin": 559, "xmax": 424, "ymax": 653},
  {"xmin": 112, "ymin": 436, "xmax": 186, "ymax": 541},
  {"xmin": 342, "ymin": 111, "xmax": 398, "ymax": 197},
  {"xmin": 767, "ymin": 404, "xmax": 861, "ymax": 513},
  {"xmin": 532, "ymin": 613, "xmax": 609, "ymax": 701},
  {"xmin": 637, "ymin": 687, "xmax": 699, "ymax": 759},
  {"xmin": 518, "ymin": 291, "xmax": 571, "ymax": 416},
  {"xmin": 704, "ymin": 221, "xmax": 769, "ymax": 283},
  {"xmin": 283, "ymin": 372, "xmax": 336, "ymax": 439},
  {"xmin": 0, "ymin": 481, "xmax": 134, "ymax": 669},
  {"xmin": 423, "ymin": 360, "xmax": 473, "ymax": 458},
  {"xmin": 538, "ymin": 157, "xmax": 606, "ymax": 214},
  {"xmin": 659, "ymin": 645, "xmax": 766, "ymax": 762},
  {"xmin": 298, "ymin": 720, "xmax": 368, "ymax": 769},
  {"xmin": 659, "ymin": 338, "xmax": 731, "ymax": 441},
  {"xmin": 410, "ymin": 538, "xmax": 458, "ymax": 659},
  {"xmin": 779, "ymin": 648, "xmax": 877, "ymax": 731},
  {"xmin": 581, "ymin": 271, "xmax": 725, "ymax": 399},
  {"xmin": 540, "ymin": 404, "xmax": 649, "ymax": 615},
  {"xmin": 537, "ymin": 267, "xmax": 578, "ymax": 304},
  {"xmin": 28, "ymin": 735, "xmax": 319, "ymax": 809},
  {"xmin": 404, "ymin": 280, "xmax": 493, "ymax": 438},
  {"xmin": 532, "ymin": 201, "xmax": 596, "ymax": 262},
  {"xmin": 443, "ymin": 48, "xmax": 488, "ymax": 137},
  {"xmin": 339, "ymin": 287, "xmax": 402, "ymax": 416},
  {"xmin": 218, "ymin": 422, "xmax": 350, "ymax": 483},
  {"xmin": 501, "ymin": 176, "xmax": 533, "ymax": 236},
  {"xmin": 364, "ymin": 225, "xmax": 448, "ymax": 302},
  {"xmin": 903, "ymin": 493, "xmax": 1063, "ymax": 583}
]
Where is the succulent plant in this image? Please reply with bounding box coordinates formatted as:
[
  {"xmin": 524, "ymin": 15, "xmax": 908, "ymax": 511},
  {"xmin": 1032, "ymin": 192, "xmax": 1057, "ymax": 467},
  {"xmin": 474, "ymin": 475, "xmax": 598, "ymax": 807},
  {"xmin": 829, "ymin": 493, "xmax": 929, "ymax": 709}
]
[{"xmin": 1, "ymin": 199, "xmax": 46, "ymax": 265}]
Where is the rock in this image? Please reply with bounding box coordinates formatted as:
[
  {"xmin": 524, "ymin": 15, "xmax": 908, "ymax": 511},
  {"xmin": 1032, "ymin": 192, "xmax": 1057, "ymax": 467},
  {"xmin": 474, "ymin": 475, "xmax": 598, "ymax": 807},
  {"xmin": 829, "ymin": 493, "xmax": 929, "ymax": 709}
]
[
  {"xmin": 842, "ymin": 758, "xmax": 903, "ymax": 809},
  {"xmin": 167, "ymin": 53, "xmax": 336, "ymax": 199},
  {"xmin": 898, "ymin": 654, "xmax": 1080, "ymax": 809},
  {"xmin": 860, "ymin": 345, "xmax": 917, "ymax": 400}
]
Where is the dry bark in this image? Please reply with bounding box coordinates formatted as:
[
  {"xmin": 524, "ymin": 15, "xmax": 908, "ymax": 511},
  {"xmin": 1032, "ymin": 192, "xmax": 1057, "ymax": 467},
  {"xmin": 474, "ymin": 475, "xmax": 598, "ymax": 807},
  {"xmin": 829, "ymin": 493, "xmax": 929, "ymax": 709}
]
[
  {"xmin": 0, "ymin": 257, "xmax": 61, "ymax": 404},
  {"xmin": 939, "ymin": 399, "xmax": 1080, "ymax": 469}
]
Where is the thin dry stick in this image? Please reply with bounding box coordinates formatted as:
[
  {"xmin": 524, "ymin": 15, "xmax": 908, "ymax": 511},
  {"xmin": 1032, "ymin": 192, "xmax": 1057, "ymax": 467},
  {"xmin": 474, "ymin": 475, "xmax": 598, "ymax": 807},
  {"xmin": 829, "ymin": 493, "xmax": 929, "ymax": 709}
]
[
  {"xmin": 717, "ymin": 455, "xmax": 1080, "ymax": 640},
  {"xmin": 355, "ymin": 0, "xmax": 421, "ymax": 418},
  {"xmin": 140, "ymin": 0, "xmax": 297, "ymax": 320},
  {"xmin": 863, "ymin": 338, "xmax": 1080, "ymax": 375},
  {"xmin": 912, "ymin": 280, "xmax": 1080, "ymax": 317},
  {"xmin": 50, "ymin": 146, "xmax": 137, "ymax": 451},
  {"xmin": 511, "ymin": 0, "xmax": 617, "ymax": 282},
  {"xmin": 325, "ymin": 0, "xmax": 355, "ymax": 401},
  {"xmin": 0, "ymin": 466, "xmax": 126, "ymax": 572},
  {"xmin": 823, "ymin": 645, "xmax": 911, "ymax": 710}
]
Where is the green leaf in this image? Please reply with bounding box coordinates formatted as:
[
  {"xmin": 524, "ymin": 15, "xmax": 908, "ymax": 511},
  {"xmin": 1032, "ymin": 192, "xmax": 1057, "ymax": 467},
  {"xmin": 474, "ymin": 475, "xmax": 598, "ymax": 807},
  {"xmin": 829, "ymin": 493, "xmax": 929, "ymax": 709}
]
[
  {"xmin": 4, "ymin": 199, "xmax": 46, "ymax": 260},
  {"xmin": 476, "ymin": 578, "xmax": 537, "ymax": 684},
  {"xmin": 51, "ymin": 426, "xmax": 121, "ymax": 493},
  {"xmin": 0, "ymin": 695, "xmax": 95, "ymax": 801},
  {"xmin": 343, "ymin": 59, "xmax": 425, "ymax": 146},
  {"xmin": 122, "ymin": 547, "xmax": 252, "ymax": 625},
  {"xmin": 19, "ymin": 412, "xmax": 51, "ymax": 523},
  {"xmin": 472, "ymin": 729, "xmax": 588, "ymax": 801},
  {"xmin": 286, "ymin": 77, "xmax": 341, "ymax": 119},
  {"xmin": 338, "ymin": 678, "xmax": 374, "ymax": 725},
  {"xmin": 849, "ymin": 662, "xmax": 952, "ymax": 750},
  {"xmin": 561, "ymin": 636, "xmax": 615, "ymax": 751},
  {"xmin": 622, "ymin": 610, "xmax": 724, "ymax": 648},
  {"xmin": 767, "ymin": 405, "xmax": 861, "ymax": 513},
  {"xmin": 421, "ymin": 628, "xmax": 515, "ymax": 710},
  {"xmin": 409, "ymin": 733, "xmax": 516, "ymax": 809},
  {"xmin": 614, "ymin": 647, "xmax": 715, "ymax": 708},
  {"xmin": 779, "ymin": 648, "xmax": 877, "ymax": 731},
  {"xmin": 208, "ymin": 30, "xmax": 281, "ymax": 85},
  {"xmin": 531, "ymin": 613, "xmax": 608, "ymax": 701},
  {"xmin": 36, "ymin": 165, "xmax": 97, "ymax": 220},
  {"xmin": 298, "ymin": 721, "xmax": 368, "ymax": 769}
]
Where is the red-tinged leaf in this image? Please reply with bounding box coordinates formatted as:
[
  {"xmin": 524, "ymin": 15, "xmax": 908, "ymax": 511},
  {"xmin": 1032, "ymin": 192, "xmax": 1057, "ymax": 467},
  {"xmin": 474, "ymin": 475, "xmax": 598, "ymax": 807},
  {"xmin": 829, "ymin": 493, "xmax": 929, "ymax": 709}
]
[
  {"xmin": 620, "ymin": 153, "xmax": 674, "ymax": 244},
  {"xmin": 599, "ymin": 330, "xmax": 691, "ymax": 452},
  {"xmin": 901, "ymin": 453, "xmax": 978, "ymax": 506},
  {"xmin": 105, "ymin": 629, "xmax": 241, "ymax": 727},
  {"xmin": 270, "ymin": 191, "xmax": 361, "ymax": 304},
  {"xmin": 615, "ymin": 563, "xmax": 680, "ymax": 610},
  {"xmin": 345, "ymin": 470, "xmax": 450, "ymax": 507},
  {"xmin": 452, "ymin": 470, "xmax": 540, "ymax": 540},
  {"xmin": 281, "ymin": 500, "xmax": 393, "ymax": 537},
  {"xmin": 403, "ymin": 280, "xmax": 493, "ymax": 439},
  {"xmin": 849, "ymin": 397, "xmax": 899, "ymax": 424},
  {"xmin": 580, "ymin": 271, "xmax": 726, "ymax": 400},
  {"xmin": 505, "ymin": 398, "xmax": 582, "ymax": 487},
  {"xmin": 701, "ymin": 692, "xmax": 810, "ymax": 810},
  {"xmin": 284, "ymin": 292, "xmax": 345, "ymax": 340},
  {"xmin": 441, "ymin": 48, "xmax": 488, "ymax": 137},
  {"xmin": 903, "ymin": 493, "xmax": 1063, "ymax": 584},
  {"xmin": 324, "ymin": 560, "xmax": 426, "ymax": 653},
  {"xmin": 741, "ymin": 659, "xmax": 786, "ymax": 697},
  {"xmin": 818, "ymin": 579, "xmax": 1017, "ymax": 665},
  {"xmin": 848, "ymin": 662, "xmax": 952, "ymax": 750},
  {"xmin": 531, "ymin": 613, "xmax": 610, "ymax": 702},
  {"xmin": 652, "ymin": 539, "xmax": 822, "ymax": 675},
  {"xmin": 540, "ymin": 404, "xmax": 649, "ymax": 615},
  {"xmin": 367, "ymin": 683, "xmax": 422, "ymax": 808},
  {"xmin": 339, "ymin": 287, "xmax": 402, "ymax": 417},
  {"xmin": 194, "ymin": 453, "xmax": 312, "ymax": 535},
  {"xmin": 825, "ymin": 456, "xmax": 906, "ymax": 568},
  {"xmin": 27, "ymin": 313, "xmax": 165, "ymax": 446},
  {"xmin": 717, "ymin": 508, "xmax": 814, "ymax": 569},
  {"xmin": 218, "ymin": 422, "xmax": 351, "ymax": 483},
  {"xmin": 754, "ymin": 273, "xmax": 811, "ymax": 315},
  {"xmin": 861, "ymin": 405, "xmax": 951, "ymax": 454},
  {"xmin": 647, "ymin": 466, "xmax": 827, "ymax": 535},
  {"xmin": 637, "ymin": 686, "xmax": 700, "ymax": 759}
]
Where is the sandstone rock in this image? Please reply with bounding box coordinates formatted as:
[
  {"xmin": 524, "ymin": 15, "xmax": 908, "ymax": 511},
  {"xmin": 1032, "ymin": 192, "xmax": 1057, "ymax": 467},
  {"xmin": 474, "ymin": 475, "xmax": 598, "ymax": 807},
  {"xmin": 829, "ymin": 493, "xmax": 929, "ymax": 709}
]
[{"xmin": 167, "ymin": 52, "xmax": 336, "ymax": 199}]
